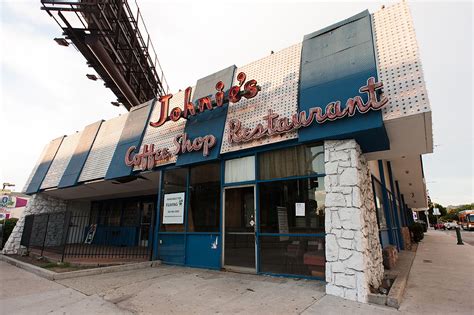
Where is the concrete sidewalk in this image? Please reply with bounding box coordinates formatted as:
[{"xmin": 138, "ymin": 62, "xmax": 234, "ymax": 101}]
[
  {"xmin": 1, "ymin": 230, "xmax": 472, "ymax": 314},
  {"xmin": 0, "ymin": 261, "xmax": 130, "ymax": 314},
  {"xmin": 399, "ymin": 230, "xmax": 474, "ymax": 314}
]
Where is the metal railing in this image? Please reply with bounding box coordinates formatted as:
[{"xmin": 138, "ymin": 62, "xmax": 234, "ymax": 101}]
[{"xmin": 21, "ymin": 211, "xmax": 152, "ymax": 263}]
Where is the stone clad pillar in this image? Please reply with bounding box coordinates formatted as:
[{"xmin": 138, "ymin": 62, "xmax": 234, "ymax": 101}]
[{"xmin": 324, "ymin": 139, "xmax": 384, "ymax": 302}]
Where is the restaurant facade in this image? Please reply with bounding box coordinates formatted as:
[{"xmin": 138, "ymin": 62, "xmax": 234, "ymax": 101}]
[{"xmin": 4, "ymin": 2, "xmax": 432, "ymax": 303}]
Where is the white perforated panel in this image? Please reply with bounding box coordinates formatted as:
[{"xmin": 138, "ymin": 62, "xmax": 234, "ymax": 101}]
[
  {"xmin": 372, "ymin": 2, "xmax": 431, "ymax": 120},
  {"xmin": 41, "ymin": 132, "xmax": 82, "ymax": 189},
  {"xmin": 22, "ymin": 143, "xmax": 49, "ymax": 192},
  {"xmin": 138, "ymin": 89, "xmax": 193, "ymax": 168},
  {"xmin": 220, "ymin": 43, "xmax": 302, "ymax": 154},
  {"xmin": 79, "ymin": 114, "xmax": 128, "ymax": 182}
]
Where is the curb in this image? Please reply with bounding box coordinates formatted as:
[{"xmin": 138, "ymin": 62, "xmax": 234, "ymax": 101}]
[
  {"xmin": 0, "ymin": 254, "xmax": 161, "ymax": 281},
  {"xmin": 367, "ymin": 245, "xmax": 417, "ymax": 309}
]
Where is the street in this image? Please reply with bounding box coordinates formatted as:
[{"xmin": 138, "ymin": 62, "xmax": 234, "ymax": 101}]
[{"xmin": 439, "ymin": 228, "xmax": 474, "ymax": 246}]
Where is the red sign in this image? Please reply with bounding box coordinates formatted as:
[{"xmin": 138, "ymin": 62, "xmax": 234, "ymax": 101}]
[
  {"xmin": 228, "ymin": 77, "xmax": 388, "ymax": 144},
  {"xmin": 149, "ymin": 72, "xmax": 260, "ymax": 128},
  {"xmin": 125, "ymin": 133, "xmax": 216, "ymax": 171}
]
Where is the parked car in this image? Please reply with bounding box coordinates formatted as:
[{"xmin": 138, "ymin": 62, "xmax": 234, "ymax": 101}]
[
  {"xmin": 433, "ymin": 223, "xmax": 446, "ymax": 230},
  {"xmin": 444, "ymin": 221, "xmax": 458, "ymax": 230}
]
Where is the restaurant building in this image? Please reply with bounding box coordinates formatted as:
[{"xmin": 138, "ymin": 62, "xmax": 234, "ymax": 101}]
[{"xmin": 4, "ymin": 2, "xmax": 432, "ymax": 303}]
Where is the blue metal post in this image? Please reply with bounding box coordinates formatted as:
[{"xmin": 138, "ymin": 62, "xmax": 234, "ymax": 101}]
[{"xmin": 378, "ymin": 160, "xmax": 395, "ymax": 246}]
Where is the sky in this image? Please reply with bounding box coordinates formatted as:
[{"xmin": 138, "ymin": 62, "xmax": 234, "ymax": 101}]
[{"xmin": 0, "ymin": 0, "xmax": 472, "ymax": 206}]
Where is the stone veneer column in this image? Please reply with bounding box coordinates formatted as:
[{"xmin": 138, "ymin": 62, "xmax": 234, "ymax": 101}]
[
  {"xmin": 324, "ymin": 139, "xmax": 384, "ymax": 303},
  {"xmin": 2, "ymin": 194, "xmax": 68, "ymax": 254}
]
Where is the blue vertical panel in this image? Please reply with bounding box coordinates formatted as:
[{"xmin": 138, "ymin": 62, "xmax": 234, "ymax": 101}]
[
  {"xmin": 298, "ymin": 11, "xmax": 389, "ymax": 153},
  {"xmin": 185, "ymin": 234, "xmax": 221, "ymax": 269},
  {"xmin": 25, "ymin": 136, "xmax": 65, "ymax": 194},
  {"xmin": 157, "ymin": 234, "xmax": 185, "ymax": 265},
  {"xmin": 105, "ymin": 100, "xmax": 155, "ymax": 179},
  {"xmin": 58, "ymin": 120, "xmax": 103, "ymax": 188},
  {"xmin": 176, "ymin": 65, "xmax": 236, "ymax": 166}
]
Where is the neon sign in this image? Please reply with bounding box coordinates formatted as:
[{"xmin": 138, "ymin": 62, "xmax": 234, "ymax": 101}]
[
  {"xmin": 228, "ymin": 77, "xmax": 388, "ymax": 144},
  {"xmin": 149, "ymin": 72, "xmax": 260, "ymax": 128},
  {"xmin": 125, "ymin": 133, "xmax": 216, "ymax": 171}
]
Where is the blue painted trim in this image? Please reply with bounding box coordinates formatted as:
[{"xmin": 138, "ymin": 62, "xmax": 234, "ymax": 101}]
[
  {"xmin": 105, "ymin": 99, "xmax": 156, "ymax": 180},
  {"xmin": 153, "ymin": 171, "xmax": 163, "ymax": 260},
  {"xmin": 395, "ymin": 180, "xmax": 406, "ymax": 227},
  {"xmin": 377, "ymin": 160, "xmax": 395, "ymax": 246},
  {"xmin": 183, "ymin": 168, "xmax": 190, "ymax": 265},
  {"xmin": 219, "ymin": 159, "xmax": 225, "ymax": 268},
  {"xmin": 254, "ymin": 153, "xmax": 260, "ymax": 273},
  {"xmin": 220, "ymin": 138, "xmax": 299, "ymax": 160},
  {"xmin": 157, "ymin": 231, "xmax": 186, "ymax": 235},
  {"xmin": 303, "ymin": 10, "xmax": 369, "ymax": 40},
  {"xmin": 257, "ymin": 174, "xmax": 325, "ymax": 184},
  {"xmin": 183, "ymin": 232, "xmax": 220, "ymax": 235},
  {"xmin": 223, "ymin": 174, "xmax": 325, "ymax": 188},
  {"xmin": 222, "ymin": 180, "xmax": 256, "ymax": 188},
  {"xmin": 387, "ymin": 161, "xmax": 402, "ymax": 250},
  {"xmin": 58, "ymin": 120, "xmax": 103, "ymax": 188}
]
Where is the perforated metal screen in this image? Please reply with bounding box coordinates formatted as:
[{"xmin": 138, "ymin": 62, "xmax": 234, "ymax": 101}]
[
  {"xmin": 220, "ymin": 44, "xmax": 302, "ymax": 154},
  {"xmin": 138, "ymin": 89, "xmax": 194, "ymax": 168},
  {"xmin": 372, "ymin": 2, "xmax": 431, "ymax": 120},
  {"xmin": 79, "ymin": 114, "xmax": 128, "ymax": 182}
]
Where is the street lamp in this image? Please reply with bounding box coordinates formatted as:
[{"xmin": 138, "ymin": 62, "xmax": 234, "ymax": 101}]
[
  {"xmin": 86, "ymin": 74, "xmax": 103, "ymax": 81},
  {"xmin": 54, "ymin": 37, "xmax": 70, "ymax": 47}
]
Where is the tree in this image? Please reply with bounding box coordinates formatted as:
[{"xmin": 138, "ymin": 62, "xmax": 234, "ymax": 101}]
[
  {"xmin": 428, "ymin": 203, "xmax": 447, "ymax": 224},
  {"xmin": 440, "ymin": 203, "xmax": 474, "ymax": 222}
]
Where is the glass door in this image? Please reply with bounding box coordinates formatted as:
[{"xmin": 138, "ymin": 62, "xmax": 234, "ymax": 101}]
[
  {"xmin": 223, "ymin": 186, "xmax": 256, "ymax": 272},
  {"xmin": 140, "ymin": 201, "xmax": 154, "ymax": 248}
]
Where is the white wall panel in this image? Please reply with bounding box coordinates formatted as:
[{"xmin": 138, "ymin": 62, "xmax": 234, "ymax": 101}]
[
  {"xmin": 372, "ymin": 2, "xmax": 431, "ymax": 120},
  {"xmin": 220, "ymin": 43, "xmax": 302, "ymax": 154},
  {"xmin": 138, "ymin": 89, "xmax": 193, "ymax": 168},
  {"xmin": 79, "ymin": 114, "xmax": 128, "ymax": 182},
  {"xmin": 41, "ymin": 132, "xmax": 82, "ymax": 189}
]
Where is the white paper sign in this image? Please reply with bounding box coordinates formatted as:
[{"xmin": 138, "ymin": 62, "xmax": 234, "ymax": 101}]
[
  {"xmin": 163, "ymin": 192, "xmax": 185, "ymax": 224},
  {"xmin": 295, "ymin": 203, "xmax": 305, "ymax": 217}
]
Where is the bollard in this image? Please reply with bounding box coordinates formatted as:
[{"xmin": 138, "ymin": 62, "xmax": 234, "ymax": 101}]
[{"xmin": 455, "ymin": 227, "xmax": 464, "ymax": 245}]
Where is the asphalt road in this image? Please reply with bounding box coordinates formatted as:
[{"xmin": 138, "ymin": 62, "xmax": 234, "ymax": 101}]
[{"xmin": 439, "ymin": 228, "xmax": 474, "ymax": 246}]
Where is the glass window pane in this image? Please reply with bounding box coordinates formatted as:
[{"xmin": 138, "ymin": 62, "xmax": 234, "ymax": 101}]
[
  {"xmin": 225, "ymin": 156, "xmax": 255, "ymax": 183},
  {"xmin": 122, "ymin": 200, "xmax": 140, "ymax": 226},
  {"xmin": 259, "ymin": 144, "xmax": 324, "ymax": 180},
  {"xmin": 259, "ymin": 235, "xmax": 325, "ymax": 278},
  {"xmin": 160, "ymin": 168, "xmax": 187, "ymax": 232},
  {"xmin": 259, "ymin": 177, "xmax": 325, "ymax": 234},
  {"xmin": 188, "ymin": 163, "xmax": 221, "ymax": 232},
  {"xmin": 102, "ymin": 200, "xmax": 121, "ymax": 226},
  {"xmin": 373, "ymin": 180, "xmax": 387, "ymax": 229}
]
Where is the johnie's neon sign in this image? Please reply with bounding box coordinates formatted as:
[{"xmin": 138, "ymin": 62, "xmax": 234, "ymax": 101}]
[
  {"xmin": 228, "ymin": 77, "xmax": 388, "ymax": 144},
  {"xmin": 125, "ymin": 133, "xmax": 216, "ymax": 171},
  {"xmin": 150, "ymin": 72, "xmax": 260, "ymax": 128}
]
